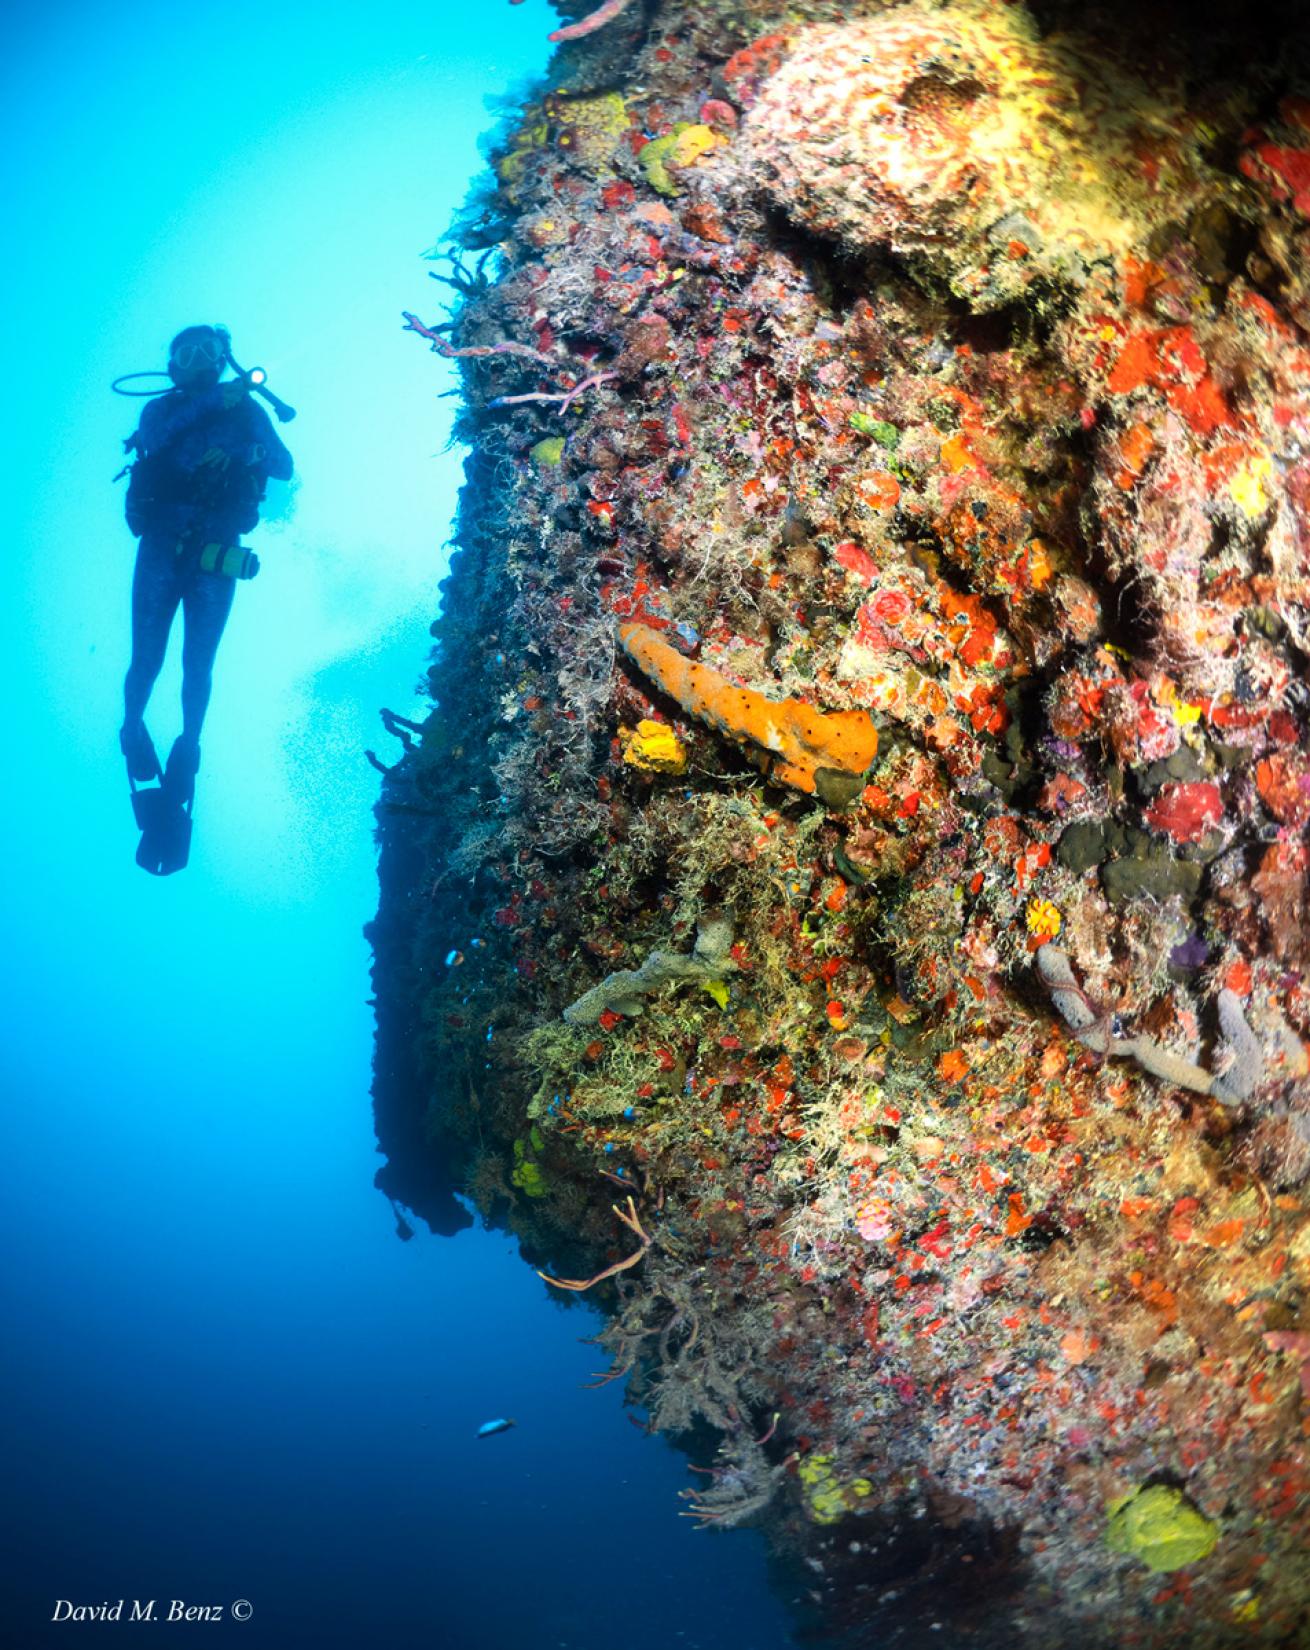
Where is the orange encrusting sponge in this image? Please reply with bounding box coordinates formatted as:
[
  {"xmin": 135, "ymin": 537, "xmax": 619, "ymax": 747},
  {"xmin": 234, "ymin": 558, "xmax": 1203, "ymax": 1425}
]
[{"xmin": 618, "ymin": 622, "xmax": 878, "ymax": 795}]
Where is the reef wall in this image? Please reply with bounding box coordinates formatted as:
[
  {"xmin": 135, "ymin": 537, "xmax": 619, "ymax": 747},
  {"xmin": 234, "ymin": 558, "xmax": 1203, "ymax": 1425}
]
[{"xmin": 371, "ymin": 1, "xmax": 1310, "ymax": 1642}]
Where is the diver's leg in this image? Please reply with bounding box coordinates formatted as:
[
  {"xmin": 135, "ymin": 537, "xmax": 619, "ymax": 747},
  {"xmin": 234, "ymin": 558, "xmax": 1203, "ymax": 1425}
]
[
  {"xmin": 124, "ymin": 534, "xmax": 182, "ymax": 720},
  {"xmin": 178, "ymin": 567, "xmax": 237, "ymax": 750},
  {"xmin": 122, "ymin": 534, "xmax": 183, "ymax": 776}
]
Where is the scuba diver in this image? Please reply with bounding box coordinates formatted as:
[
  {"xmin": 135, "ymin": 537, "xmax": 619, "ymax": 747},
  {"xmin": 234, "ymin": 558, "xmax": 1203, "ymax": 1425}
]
[{"xmin": 116, "ymin": 324, "xmax": 294, "ymax": 873}]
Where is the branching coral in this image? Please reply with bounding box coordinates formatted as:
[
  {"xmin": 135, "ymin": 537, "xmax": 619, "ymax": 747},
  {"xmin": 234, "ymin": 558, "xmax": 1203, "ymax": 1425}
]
[
  {"xmin": 619, "ymin": 622, "xmax": 877, "ymax": 802},
  {"xmin": 545, "ymin": 0, "xmax": 636, "ymax": 46},
  {"xmin": 593, "ymin": 1263, "xmax": 776, "ymax": 1436},
  {"xmin": 679, "ymin": 1417, "xmax": 786, "ymax": 1528},
  {"xmin": 401, "ymin": 309, "xmax": 616, "ymax": 413},
  {"xmin": 536, "ymin": 1194, "xmax": 653, "ymax": 1290},
  {"xmin": 400, "ymin": 311, "xmax": 556, "ymax": 366},
  {"xmin": 488, "ymin": 370, "xmax": 618, "ymax": 412}
]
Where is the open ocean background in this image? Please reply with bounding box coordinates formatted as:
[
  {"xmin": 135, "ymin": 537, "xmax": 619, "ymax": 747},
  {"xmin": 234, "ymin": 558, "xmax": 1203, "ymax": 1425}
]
[{"xmin": 0, "ymin": 2, "xmax": 794, "ymax": 1643}]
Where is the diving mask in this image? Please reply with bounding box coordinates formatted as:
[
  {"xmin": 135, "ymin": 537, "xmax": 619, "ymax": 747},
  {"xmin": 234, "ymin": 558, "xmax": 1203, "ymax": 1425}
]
[{"xmin": 170, "ymin": 334, "xmax": 227, "ymax": 371}]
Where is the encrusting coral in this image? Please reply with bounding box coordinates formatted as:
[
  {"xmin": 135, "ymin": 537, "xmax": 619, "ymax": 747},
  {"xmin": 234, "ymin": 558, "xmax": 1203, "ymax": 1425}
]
[
  {"xmin": 371, "ymin": 1, "xmax": 1310, "ymax": 1644},
  {"xmin": 745, "ymin": 0, "xmax": 1210, "ymax": 310},
  {"xmin": 562, "ymin": 913, "xmax": 735, "ymax": 1024}
]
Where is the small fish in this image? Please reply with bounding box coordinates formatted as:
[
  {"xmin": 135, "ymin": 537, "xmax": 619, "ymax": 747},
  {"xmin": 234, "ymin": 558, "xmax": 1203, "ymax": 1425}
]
[{"xmin": 476, "ymin": 1418, "xmax": 516, "ymax": 1438}]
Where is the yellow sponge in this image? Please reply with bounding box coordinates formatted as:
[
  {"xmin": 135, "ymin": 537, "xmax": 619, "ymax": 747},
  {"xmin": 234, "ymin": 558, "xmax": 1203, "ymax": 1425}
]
[
  {"xmin": 620, "ymin": 719, "xmax": 687, "ymax": 774},
  {"xmin": 1106, "ymin": 1485, "xmax": 1219, "ymax": 1572}
]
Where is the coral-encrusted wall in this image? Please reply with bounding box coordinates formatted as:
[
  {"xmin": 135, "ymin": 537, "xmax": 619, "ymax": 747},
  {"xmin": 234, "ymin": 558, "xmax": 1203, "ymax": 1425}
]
[{"xmin": 371, "ymin": 1, "xmax": 1310, "ymax": 1641}]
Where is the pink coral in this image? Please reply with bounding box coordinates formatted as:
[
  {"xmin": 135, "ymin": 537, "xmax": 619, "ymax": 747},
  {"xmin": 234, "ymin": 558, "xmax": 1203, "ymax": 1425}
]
[{"xmin": 546, "ymin": 0, "xmax": 636, "ymax": 45}]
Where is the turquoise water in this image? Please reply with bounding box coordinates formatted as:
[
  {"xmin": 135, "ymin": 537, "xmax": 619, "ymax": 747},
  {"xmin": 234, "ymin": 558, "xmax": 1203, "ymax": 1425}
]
[{"xmin": 0, "ymin": 4, "xmax": 792, "ymax": 1643}]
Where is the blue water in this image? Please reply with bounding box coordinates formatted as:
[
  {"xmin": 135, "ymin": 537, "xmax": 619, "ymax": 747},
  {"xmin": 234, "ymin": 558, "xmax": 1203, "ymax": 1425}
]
[{"xmin": 0, "ymin": 3, "xmax": 795, "ymax": 1644}]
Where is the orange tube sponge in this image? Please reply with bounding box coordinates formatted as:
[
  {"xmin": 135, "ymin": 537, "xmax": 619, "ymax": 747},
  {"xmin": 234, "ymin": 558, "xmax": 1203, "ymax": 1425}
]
[{"xmin": 619, "ymin": 622, "xmax": 877, "ymax": 802}]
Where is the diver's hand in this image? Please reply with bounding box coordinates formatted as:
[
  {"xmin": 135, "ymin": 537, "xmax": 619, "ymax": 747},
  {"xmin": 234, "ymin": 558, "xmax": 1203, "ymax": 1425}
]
[
  {"xmin": 197, "ymin": 446, "xmax": 232, "ymax": 473},
  {"xmin": 219, "ymin": 377, "xmax": 252, "ymax": 409}
]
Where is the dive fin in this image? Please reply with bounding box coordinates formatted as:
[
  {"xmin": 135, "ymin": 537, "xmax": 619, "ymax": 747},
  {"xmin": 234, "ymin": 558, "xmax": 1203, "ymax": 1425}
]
[{"xmin": 132, "ymin": 783, "xmax": 193, "ymax": 876}]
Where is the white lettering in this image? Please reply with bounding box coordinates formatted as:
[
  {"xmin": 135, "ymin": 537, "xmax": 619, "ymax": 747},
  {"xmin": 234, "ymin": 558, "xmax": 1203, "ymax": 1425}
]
[
  {"xmin": 51, "ymin": 1600, "xmax": 125, "ymax": 1622},
  {"xmin": 129, "ymin": 1599, "xmax": 157, "ymax": 1621},
  {"xmin": 166, "ymin": 1601, "xmax": 224, "ymax": 1622}
]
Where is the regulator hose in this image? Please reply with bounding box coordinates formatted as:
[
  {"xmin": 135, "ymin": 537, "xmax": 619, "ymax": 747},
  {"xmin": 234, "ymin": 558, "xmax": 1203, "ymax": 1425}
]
[{"xmin": 111, "ymin": 356, "xmax": 296, "ymax": 422}]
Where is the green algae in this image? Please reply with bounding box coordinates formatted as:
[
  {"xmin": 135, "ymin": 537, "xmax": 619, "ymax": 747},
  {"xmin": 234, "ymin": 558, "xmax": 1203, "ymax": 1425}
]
[
  {"xmin": 848, "ymin": 412, "xmax": 901, "ymax": 450},
  {"xmin": 530, "ymin": 436, "xmax": 566, "ymax": 467},
  {"xmin": 1106, "ymin": 1485, "xmax": 1219, "ymax": 1572},
  {"xmin": 798, "ymin": 1453, "xmax": 874, "ymax": 1525},
  {"xmin": 639, "ymin": 123, "xmax": 718, "ymax": 197},
  {"xmin": 511, "ymin": 1134, "xmax": 549, "ymax": 1198}
]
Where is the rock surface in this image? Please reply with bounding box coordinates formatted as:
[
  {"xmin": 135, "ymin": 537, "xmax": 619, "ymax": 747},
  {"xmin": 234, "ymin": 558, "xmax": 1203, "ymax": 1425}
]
[{"xmin": 372, "ymin": 3, "xmax": 1310, "ymax": 1642}]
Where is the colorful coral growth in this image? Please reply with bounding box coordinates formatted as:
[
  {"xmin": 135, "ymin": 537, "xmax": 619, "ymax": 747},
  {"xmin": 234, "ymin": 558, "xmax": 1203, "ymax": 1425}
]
[
  {"xmin": 619, "ymin": 620, "xmax": 878, "ymax": 797},
  {"xmin": 373, "ymin": 2, "xmax": 1310, "ymax": 1645},
  {"xmin": 746, "ymin": 0, "xmax": 1209, "ymax": 310}
]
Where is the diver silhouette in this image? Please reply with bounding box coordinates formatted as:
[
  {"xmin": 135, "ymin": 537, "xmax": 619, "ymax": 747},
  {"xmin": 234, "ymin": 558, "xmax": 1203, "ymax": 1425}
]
[{"xmin": 117, "ymin": 324, "xmax": 294, "ymax": 873}]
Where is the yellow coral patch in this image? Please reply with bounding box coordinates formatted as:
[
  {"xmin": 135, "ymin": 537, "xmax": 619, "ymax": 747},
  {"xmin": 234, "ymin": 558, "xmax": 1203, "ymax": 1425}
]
[
  {"xmin": 640, "ymin": 123, "xmax": 723, "ymax": 196},
  {"xmin": 671, "ymin": 123, "xmax": 720, "ymax": 168},
  {"xmin": 1023, "ymin": 538, "xmax": 1055, "ymax": 589},
  {"xmin": 620, "ymin": 719, "xmax": 687, "ymax": 773},
  {"xmin": 495, "ymin": 105, "xmax": 551, "ymax": 196},
  {"xmin": 1026, "ymin": 898, "xmax": 1062, "ymax": 939},
  {"xmin": 1158, "ymin": 681, "xmax": 1203, "ymax": 726},
  {"xmin": 530, "ymin": 437, "xmax": 566, "ymax": 467},
  {"xmin": 940, "ymin": 432, "xmax": 975, "ymax": 472},
  {"xmin": 556, "ymin": 91, "xmax": 630, "ymax": 175},
  {"xmin": 639, "ymin": 134, "xmax": 680, "ymax": 197},
  {"xmin": 797, "ymin": 1453, "xmax": 872, "ymax": 1523},
  {"xmin": 1228, "ymin": 453, "xmax": 1273, "ymax": 519}
]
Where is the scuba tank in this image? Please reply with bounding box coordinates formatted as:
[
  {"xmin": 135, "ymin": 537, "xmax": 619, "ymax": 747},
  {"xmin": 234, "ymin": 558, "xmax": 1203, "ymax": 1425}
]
[
  {"xmin": 121, "ymin": 444, "xmax": 261, "ymax": 538},
  {"xmin": 122, "ymin": 449, "xmax": 171, "ymax": 537}
]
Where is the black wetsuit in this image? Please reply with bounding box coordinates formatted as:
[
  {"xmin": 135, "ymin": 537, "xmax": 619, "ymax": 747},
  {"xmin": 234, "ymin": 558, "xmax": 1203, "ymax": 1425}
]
[{"xmin": 123, "ymin": 383, "xmax": 294, "ymax": 743}]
